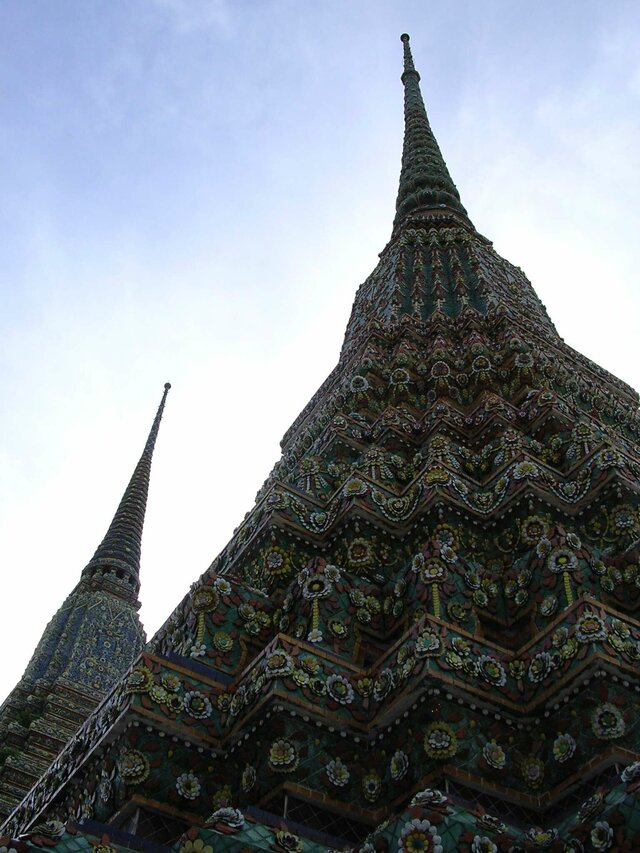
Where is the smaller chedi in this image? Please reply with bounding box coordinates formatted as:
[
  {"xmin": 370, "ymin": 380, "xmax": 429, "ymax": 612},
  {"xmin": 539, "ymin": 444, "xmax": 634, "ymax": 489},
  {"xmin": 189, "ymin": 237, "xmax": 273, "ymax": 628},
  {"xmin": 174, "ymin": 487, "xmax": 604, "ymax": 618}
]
[
  {"xmin": 0, "ymin": 384, "xmax": 170, "ymax": 821},
  {"xmin": 1, "ymin": 35, "xmax": 640, "ymax": 853}
]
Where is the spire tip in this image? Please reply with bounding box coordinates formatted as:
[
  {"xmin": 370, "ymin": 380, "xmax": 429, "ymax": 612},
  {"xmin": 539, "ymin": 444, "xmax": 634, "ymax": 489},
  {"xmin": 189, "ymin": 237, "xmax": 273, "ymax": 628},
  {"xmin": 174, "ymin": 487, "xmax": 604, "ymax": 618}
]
[
  {"xmin": 394, "ymin": 32, "xmax": 468, "ymax": 228},
  {"xmin": 84, "ymin": 379, "xmax": 171, "ymax": 586}
]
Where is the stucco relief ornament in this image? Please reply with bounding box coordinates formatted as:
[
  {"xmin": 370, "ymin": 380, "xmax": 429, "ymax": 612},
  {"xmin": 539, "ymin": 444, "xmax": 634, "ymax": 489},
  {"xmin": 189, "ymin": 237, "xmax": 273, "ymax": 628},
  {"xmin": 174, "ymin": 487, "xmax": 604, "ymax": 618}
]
[
  {"xmin": 390, "ymin": 750, "xmax": 409, "ymax": 780},
  {"xmin": 119, "ymin": 750, "xmax": 150, "ymax": 785},
  {"xmin": 326, "ymin": 674, "xmax": 354, "ymax": 704},
  {"xmin": 477, "ymin": 654, "xmax": 507, "ymax": 687},
  {"xmin": 482, "ymin": 740, "xmax": 506, "ymax": 770},
  {"xmin": 264, "ymin": 650, "xmax": 294, "ymax": 678},
  {"xmin": 204, "ymin": 807, "xmax": 244, "ymax": 831},
  {"xmin": 326, "ymin": 757, "xmax": 350, "ymax": 787},
  {"xmin": 590, "ymin": 821, "xmax": 614, "ymax": 851},
  {"xmin": 423, "ymin": 722, "xmax": 458, "ymax": 759},
  {"xmin": 125, "ymin": 666, "xmax": 154, "ymax": 693},
  {"xmin": 471, "ymin": 838, "xmax": 497, "ymax": 853},
  {"xmin": 269, "ymin": 738, "xmax": 298, "ymax": 772},
  {"xmin": 176, "ymin": 772, "xmax": 201, "ymax": 800},
  {"xmin": 520, "ymin": 755, "xmax": 544, "ymax": 789},
  {"xmin": 273, "ymin": 830, "xmax": 302, "ymax": 852},
  {"xmin": 476, "ymin": 814, "xmax": 506, "ymax": 834},
  {"xmin": 362, "ymin": 771, "xmax": 382, "ymax": 802},
  {"xmin": 160, "ymin": 672, "xmax": 181, "ymax": 692},
  {"xmin": 575, "ymin": 612, "xmax": 607, "ymax": 643},
  {"xmin": 525, "ymin": 827, "xmax": 559, "ymax": 847},
  {"xmin": 552, "ymin": 733, "xmax": 576, "ymax": 763},
  {"xmin": 398, "ymin": 819, "xmax": 443, "ymax": 853},
  {"xmin": 415, "ymin": 630, "xmax": 442, "ymax": 658},
  {"xmin": 183, "ymin": 690, "xmax": 212, "ymax": 719},
  {"xmin": 591, "ymin": 703, "xmax": 625, "ymax": 739},
  {"xmin": 241, "ymin": 765, "xmax": 256, "ymax": 792},
  {"xmin": 620, "ymin": 760, "xmax": 640, "ymax": 784}
]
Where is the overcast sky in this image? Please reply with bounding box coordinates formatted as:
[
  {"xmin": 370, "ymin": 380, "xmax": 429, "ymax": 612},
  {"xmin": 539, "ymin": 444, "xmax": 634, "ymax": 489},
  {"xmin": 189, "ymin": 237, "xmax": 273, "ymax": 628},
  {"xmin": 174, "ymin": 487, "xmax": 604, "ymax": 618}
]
[{"xmin": 1, "ymin": 1, "xmax": 639, "ymax": 704}]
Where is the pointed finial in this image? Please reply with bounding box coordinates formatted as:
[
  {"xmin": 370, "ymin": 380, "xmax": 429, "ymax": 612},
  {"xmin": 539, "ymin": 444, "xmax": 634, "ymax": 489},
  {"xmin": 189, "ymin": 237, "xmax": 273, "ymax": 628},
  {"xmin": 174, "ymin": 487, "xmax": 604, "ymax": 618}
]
[
  {"xmin": 81, "ymin": 383, "xmax": 171, "ymax": 597},
  {"xmin": 400, "ymin": 33, "xmax": 418, "ymax": 78},
  {"xmin": 141, "ymin": 381, "xmax": 170, "ymax": 455},
  {"xmin": 393, "ymin": 34, "xmax": 469, "ymax": 232}
]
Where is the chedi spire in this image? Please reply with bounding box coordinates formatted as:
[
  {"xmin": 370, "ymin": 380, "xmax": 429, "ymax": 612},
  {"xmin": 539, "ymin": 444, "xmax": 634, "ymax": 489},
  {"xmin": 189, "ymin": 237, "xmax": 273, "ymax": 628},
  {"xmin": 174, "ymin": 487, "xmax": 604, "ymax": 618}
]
[
  {"xmin": 393, "ymin": 33, "xmax": 468, "ymax": 232},
  {"xmin": 81, "ymin": 382, "xmax": 171, "ymax": 598},
  {"xmin": 0, "ymin": 384, "xmax": 170, "ymax": 821}
]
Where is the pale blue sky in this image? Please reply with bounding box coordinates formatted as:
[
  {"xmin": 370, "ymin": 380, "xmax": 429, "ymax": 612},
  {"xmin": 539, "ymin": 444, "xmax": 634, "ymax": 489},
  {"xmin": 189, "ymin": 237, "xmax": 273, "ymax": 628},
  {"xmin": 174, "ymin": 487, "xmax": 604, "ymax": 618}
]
[{"xmin": 1, "ymin": 1, "xmax": 639, "ymax": 701}]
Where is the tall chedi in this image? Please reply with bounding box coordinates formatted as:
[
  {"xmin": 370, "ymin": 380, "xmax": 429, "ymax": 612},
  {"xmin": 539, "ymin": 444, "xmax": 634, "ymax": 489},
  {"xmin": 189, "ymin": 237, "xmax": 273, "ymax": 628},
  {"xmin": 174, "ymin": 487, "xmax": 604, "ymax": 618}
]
[
  {"xmin": 3, "ymin": 36, "xmax": 640, "ymax": 852},
  {"xmin": 0, "ymin": 384, "xmax": 170, "ymax": 822}
]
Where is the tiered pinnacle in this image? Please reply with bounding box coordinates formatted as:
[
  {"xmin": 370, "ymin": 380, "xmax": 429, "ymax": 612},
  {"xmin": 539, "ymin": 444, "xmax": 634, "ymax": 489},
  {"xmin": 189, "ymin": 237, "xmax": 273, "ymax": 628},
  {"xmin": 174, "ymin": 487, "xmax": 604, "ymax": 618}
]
[
  {"xmin": 394, "ymin": 33, "xmax": 468, "ymax": 230},
  {"xmin": 0, "ymin": 384, "xmax": 170, "ymax": 823},
  {"xmin": 4, "ymin": 37, "xmax": 640, "ymax": 853},
  {"xmin": 82, "ymin": 381, "xmax": 171, "ymax": 596}
]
